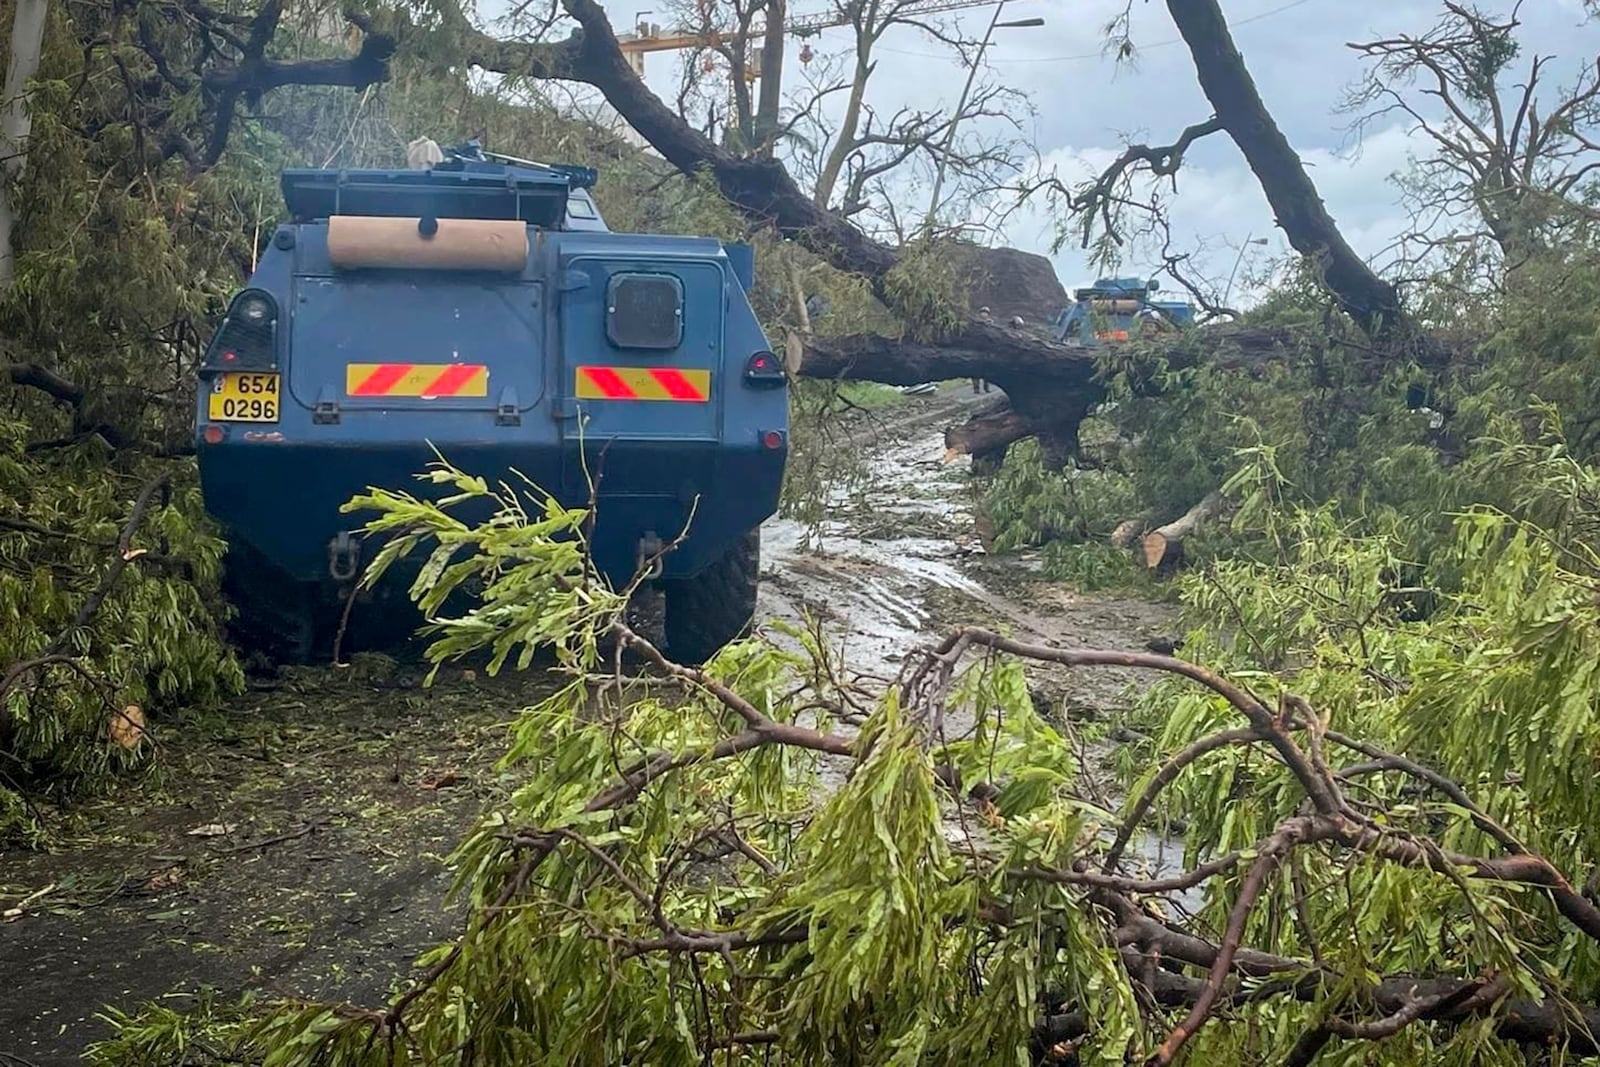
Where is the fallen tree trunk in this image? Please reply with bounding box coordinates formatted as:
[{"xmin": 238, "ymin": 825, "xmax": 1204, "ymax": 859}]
[
  {"xmin": 799, "ymin": 324, "xmax": 1308, "ymax": 464},
  {"xmin": 1140, "ymin": 491, "xmax": 1227, "ymax": 573},
  {"xmin": 944, "ymin": 400, "xmax": 1041, "ymax": 459},
  {"xmin": 797, "ymin": 323, "xmax": 1098, "ymax": 394},
  {"xmin": 1109, "ymin": 514, "xmax": 1157, "ymax": 550}
]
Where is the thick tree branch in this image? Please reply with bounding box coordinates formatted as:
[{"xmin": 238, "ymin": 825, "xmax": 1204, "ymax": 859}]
[
  {"xmin": 200, "ymin": 32, "xmax": 397, "ymax": 95},
  {"xmin": 3, "ymin": 362, "xmax": 140, "ymax": 449},
  {"xmin": 4, "ymin": 362, "xmax": 87, "ymax": 406},
  {"xmin": 544, "ymin": 0, "xmax": 899, "ymax": 283},
  {"xmin": 1165, "ymin": 0, "xmax": 1402, "ymax": 338}
]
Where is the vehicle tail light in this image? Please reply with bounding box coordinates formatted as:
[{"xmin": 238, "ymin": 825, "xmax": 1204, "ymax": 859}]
[
  {"xmin": 202, "ymin": 290, "xmax": 279, "ymax": 372},
  {"xmin": 744, "ymin": 350, "xmax": 785, "ymax": 385},
  {"xmin": 761, "ymin": 429, "xmax": 785, "ymax": 450}
]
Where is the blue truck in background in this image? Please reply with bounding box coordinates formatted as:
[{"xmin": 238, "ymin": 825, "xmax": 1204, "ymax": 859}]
[
  {"xmin": 195, "ymin": 142, "xmax": 787, "ymax": 665},
  {"xmin": 1051, "ymin": 276, "xmax": 1195, "ymax": 345}
]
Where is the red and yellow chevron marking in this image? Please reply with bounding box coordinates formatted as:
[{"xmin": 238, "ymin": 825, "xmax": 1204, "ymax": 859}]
[
  {"xmin": 575, "ymin": 366, "xmax": 711, "ymax": 402},
  {"xmin": 345, "ymin": 363, "xmax": 489, "ymax": 398}
]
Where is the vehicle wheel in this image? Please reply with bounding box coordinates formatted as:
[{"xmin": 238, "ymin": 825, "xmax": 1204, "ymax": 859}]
[
  {"xmin": 221, "ymin": 542, "xmax": 318, "ymax": 668},
  {"xmin": 662, "ymin": 527, "xmax": 760, "ymax": 665},
  {"xmin": 338, "ymin": 577, "xmax": 430, "ymax": 662}
]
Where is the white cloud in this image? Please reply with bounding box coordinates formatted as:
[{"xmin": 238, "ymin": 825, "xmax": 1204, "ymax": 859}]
[
  {"xmin": 473, "ymin": 0, "xmax": 1600, "ymax": 303},
  {"xmin": 988, "ymin": 119, "xmax": 1418, "ymax": 302}
]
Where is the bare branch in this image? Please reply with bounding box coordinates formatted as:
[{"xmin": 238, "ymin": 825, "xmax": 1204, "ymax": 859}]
[{"xmin": 1070, "ymin": 117, "xmax": 1223, "ymax": 248}]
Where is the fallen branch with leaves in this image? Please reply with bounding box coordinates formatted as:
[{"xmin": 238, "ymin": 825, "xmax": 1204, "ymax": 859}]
[
  {"xmin": 1, "ymin": 476, "xmax": 169, "ymax": 728},
  {"xmin": 0, "ymin": 475, "xmax": 193, "ymax": 828},
  {"xmin": 132, "ymin": 458, "xmax": 1597, "ymax": 1067}
]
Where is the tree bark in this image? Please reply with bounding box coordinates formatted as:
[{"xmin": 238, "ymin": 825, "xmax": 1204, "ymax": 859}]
[
  {"xmin": 0, "ymin": 0, "xmax": 49, "ymax": 287},
  {"xmin": 543, "ymin": 0, "xmax": 900, "ymax": 283},
  {"xmin": 943, "ymin": 400, "xmax": 1039, "ymax": 459},
  {"xmin": 801, "ymin": 324, "xmax": 1304, "ymax": 398},
  {"xmin": 753, "ymin": 0, "xmax": 786, "ymax": 157},
  {"xmin": 1110, "ymin": 514, "xmax": 1155, "ymax": 550},
  {"xmin": 1165, "ymin": 0, "xmax": 1402, "ymax": 338},
  {"xmin": 813, "ymin": 24, "xmax": 872, "ymax": 208},
  {"xmin": 800, "ymin": 323, "xmax": 1099, "ymax": 394}
]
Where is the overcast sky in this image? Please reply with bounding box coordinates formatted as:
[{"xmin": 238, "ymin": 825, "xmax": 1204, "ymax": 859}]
[{"xmin": 602, "ymin": 0, "xmax": 1600, "ymax": 298}]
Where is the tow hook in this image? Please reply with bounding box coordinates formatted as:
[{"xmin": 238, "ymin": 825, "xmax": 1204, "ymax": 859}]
[
  {"xmin": 636, "ymin": 531, "xmax": 665, "ymax": 581},
  {"xmin": 328, "ymin": 531, "xmax": 361, "ymax": 581}
]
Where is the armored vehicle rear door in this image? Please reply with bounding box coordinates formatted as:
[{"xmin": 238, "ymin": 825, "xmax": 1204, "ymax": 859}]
[
  {"xmin": 285, "ymin": 230, "xmax": 546, "ymax": 418},
  {"xmin": 557, "ymin": 255, "xmax": 724, "ymax": 442}
]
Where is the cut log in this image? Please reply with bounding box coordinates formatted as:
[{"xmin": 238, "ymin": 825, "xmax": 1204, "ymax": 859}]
[
  {"xmin": 1109, "ymin": 515, "xmax": 1155, "ymax": 550},
  {"xmin": 1139, "ymin": 491, "xmax": 1226, "ymax": 573},
  {"xmin": 782, "ymin": 329, "xmax": 805, "ymax": 377}
]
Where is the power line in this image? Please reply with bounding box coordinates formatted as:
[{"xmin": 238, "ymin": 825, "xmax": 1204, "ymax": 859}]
[{"xmin": 873, "ymin": 0, "xmax": 1319, "ymax": 63}]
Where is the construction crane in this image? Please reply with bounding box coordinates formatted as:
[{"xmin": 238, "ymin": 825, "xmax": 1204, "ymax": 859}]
[{"xmin": 617, "ymin": 0, "xmax": 1004, "ymax": 82}]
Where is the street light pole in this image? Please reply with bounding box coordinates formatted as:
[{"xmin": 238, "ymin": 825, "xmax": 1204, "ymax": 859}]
[
  {"xmin": 1223, "ymin": 235, "xmax": 1270, "ymax": 309},
  {"xmin": 922, "ymin": 4, "xmax": 1042, "ymax": 234}
]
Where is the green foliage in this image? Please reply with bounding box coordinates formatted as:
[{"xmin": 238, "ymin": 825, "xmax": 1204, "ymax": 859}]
[
  {"xmin": 98, "ymin": 458, "xmax": 1169, "ymax": 1066},
  {"xmin": 881, "ymin": 238, "xmax": 966, "ymax": 343},
  {"xmin": 86, "ymin": 990, "xmax": 256, "ymax": 1066},
  {"xmin": 984, "ymin": 440, "xmax": 1140, "ymax": 553},
  {"xmin": 1122, "ymin": 422, "xmax": 1600, "ymax": 1027},
  {"xmin": 343, "ymin": 456, "xmax": 614, "ymax": 680},
  {"xmin": 98, "ymin": 427, "xmax": 1600, "ymax": 1064},
  {"xmin": 0, "ymin": 1, "xmax": 260, "ymax": 832},
  {"xmin": 1037, "ymin": 540, "xmax": 1144, "ymax": 592},
  {"xmin": 0, "ymin": 437, "xmax": 241, "ymax": 839}
]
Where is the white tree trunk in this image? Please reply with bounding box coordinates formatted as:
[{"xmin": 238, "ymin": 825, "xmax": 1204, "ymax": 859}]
[{"xmin": 0, "ymin": 0, "xmax": 49, "ymax": 288}]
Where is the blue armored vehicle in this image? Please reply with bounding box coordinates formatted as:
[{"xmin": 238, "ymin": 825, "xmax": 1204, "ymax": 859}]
[
  {"xmin": 195, "ymin": 142, "xmax": 787, "ymax": 664},
  {"xmin": 1051, "ymin": 276, "xmax": 1195, "ymax": 345}
]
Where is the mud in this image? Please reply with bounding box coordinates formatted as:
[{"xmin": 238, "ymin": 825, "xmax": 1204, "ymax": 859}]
[
  {"xmin": 0, "ymin": 667, "xmax": 541, "ymax": 1063},
  {"xmin": 762, "ymin": 386, "xmax": 1177, "ymax": 714},
  {"xmin": 759, "ymin": 387, "xmax": 1188, "ymax": 888},
  {"xmin": 1, "ymin": 385, "xmax": 1184, "ymax": 1063}
]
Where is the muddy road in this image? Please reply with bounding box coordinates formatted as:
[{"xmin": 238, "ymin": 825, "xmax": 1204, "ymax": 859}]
[
  {"xmin": 762, "ymin": 386, "xmax": 1176, "ymax": 711},
  {"xmin": 1, "ymin": 385, "xmax": 1177, "ymax": 1063}
]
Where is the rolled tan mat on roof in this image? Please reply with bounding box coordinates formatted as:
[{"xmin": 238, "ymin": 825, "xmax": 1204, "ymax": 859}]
[{"xmin": 326, "ymin": 216, "xmax": 529, "ymax": 272}]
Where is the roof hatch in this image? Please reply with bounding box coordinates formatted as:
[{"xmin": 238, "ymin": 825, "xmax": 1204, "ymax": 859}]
[{"xmin": 280, "ymin": 162, "xmax": 580, "ymax": 226}]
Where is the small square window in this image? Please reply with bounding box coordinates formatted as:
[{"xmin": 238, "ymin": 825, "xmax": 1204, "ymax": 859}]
[{"xmin": 606, "ymin": 272, "xmax": 683, "ymax": 349}]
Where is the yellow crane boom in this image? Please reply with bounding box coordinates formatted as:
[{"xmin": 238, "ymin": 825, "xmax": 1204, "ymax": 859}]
[{"xmin": 617, "ymin": 0, "xmax": 1003, "ymax": 77}]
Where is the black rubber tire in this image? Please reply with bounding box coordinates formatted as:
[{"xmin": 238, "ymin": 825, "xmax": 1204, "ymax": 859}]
[
  {"xmin": 220, "ymin": 541, "xmax": 319, "ymax": 668},
  {"xmin": 662, "ymin": 527, "xmax": 761, "ymax": 665}
]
